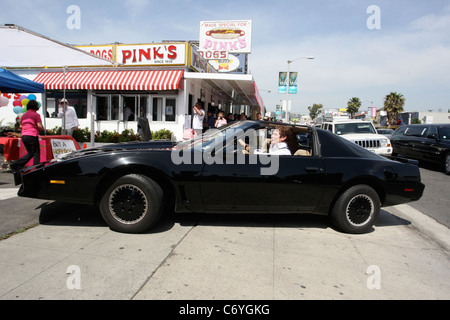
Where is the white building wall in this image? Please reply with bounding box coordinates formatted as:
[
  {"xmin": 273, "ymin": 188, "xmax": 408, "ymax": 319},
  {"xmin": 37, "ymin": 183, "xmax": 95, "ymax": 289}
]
[{"xmin": 419, "ymin": 112, "xmax": 450, "ymax": 124}]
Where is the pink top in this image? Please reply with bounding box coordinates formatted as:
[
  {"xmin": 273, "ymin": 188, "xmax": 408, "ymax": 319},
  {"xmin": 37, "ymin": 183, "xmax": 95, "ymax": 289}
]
[
  {"xmin": 21, "ymin": 110, "xmax": 42, "ymax": 137},
  {"xmin": 216, "ymin": 118, "xmax": 227, "ymax": 128}
]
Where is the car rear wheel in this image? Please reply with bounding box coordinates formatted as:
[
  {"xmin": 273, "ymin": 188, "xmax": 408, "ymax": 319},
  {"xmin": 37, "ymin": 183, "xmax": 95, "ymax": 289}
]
[
  {"xmin": 444, "ymin": 153, "xmax": 450, "ymax": 175},
  {"xmin": 331, "ymin": 185, "xmax": 380, "ymax": 234},
  {"xmin": 99, "ymin": 174, "xmax": 163, "ymax": 233}
]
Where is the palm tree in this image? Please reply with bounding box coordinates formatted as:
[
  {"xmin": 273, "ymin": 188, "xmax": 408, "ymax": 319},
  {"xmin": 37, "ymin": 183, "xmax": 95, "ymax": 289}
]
[
  {"xmin": 384, "ymin": 92, "xmax": 405, "ymax": 125},
  {"xmin": 347, "ymin": 97, "xmax": 361, "ymax": 118},
  {"xmin": 308, "ymin": 103, "xmax": 323, "ymax": 120}
]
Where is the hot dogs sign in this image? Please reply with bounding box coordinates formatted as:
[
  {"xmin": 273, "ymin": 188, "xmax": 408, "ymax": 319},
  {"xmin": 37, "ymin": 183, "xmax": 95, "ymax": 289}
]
[{"xmin": 199, "ymin": 20, "xmax": 252, "ymax": 59}]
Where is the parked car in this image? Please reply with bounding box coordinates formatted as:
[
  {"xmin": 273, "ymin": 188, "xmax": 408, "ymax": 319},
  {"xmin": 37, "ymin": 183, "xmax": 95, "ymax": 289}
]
[
  {"xmin": 15, "ymin": 121, "xmax": 425, "ymax": 234},
  {"xmin": 390, "ymin": 124, "xmax": 450, "ymax": 174},
  {"xmin": 319, "ymin": 118, "xmax": 392, "ymax": 156},
  {"xmin": 376, "ymin": 128, "xmax": 395, "ymax": 140}
]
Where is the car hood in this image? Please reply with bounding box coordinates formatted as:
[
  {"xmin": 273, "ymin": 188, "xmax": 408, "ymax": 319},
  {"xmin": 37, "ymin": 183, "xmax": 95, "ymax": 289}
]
[{"xmin": 56, "ymin": 140, "xmax": 176, "ymax": 161}]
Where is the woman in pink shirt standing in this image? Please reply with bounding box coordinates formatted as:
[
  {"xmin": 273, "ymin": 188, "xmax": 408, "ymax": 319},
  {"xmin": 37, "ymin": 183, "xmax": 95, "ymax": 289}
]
[{"xmin": 10, "ymin": 100, "xmax": 45, "ymax": 172}]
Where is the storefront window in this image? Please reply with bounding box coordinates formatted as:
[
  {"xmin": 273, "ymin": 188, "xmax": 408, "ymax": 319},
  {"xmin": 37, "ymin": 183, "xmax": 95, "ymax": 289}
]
[
  {"xmin": 152, "ymin": 97, "xmax": 176, "ymax": 122},
  {"xmin": 96, "ymin": 95, "xmax": 119, "ymax": 120},
  {"xmin": 139, "ymin": 96, "xmax": 147, "ymax": 119},
  {"xmin": 166, "ymin": 98, "xmax": 176, "ymax": 122},
  {"xmin": 96, "ymin": 96, "xmax": 108, "ymax": 120},
  {"xmin": 123, "ymin": 96, "xmax": 136, "ymax": 121},
  {"xmin": 123, "ymin": 95, "xmax": 148, "ymax": 121},
  {"xmin": 45, "ymin": 91, "xmax": 87, "ymax": 119},
  {"xmin": 111, "ymin": 96, "xmax": 119, "ymax": 120},
  {"xmin": 152, "ymin": 97, "xmax": 163, "ymax": 121}
]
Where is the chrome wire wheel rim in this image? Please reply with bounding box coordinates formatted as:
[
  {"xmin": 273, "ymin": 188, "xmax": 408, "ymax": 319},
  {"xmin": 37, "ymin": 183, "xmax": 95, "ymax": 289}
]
[
  {"xmin": 108, "ymin": 184, "xmax": 148, "ymax": 224},
  {"xmin": 346, "ymin": 194, "xmax": 374, "ymax": 227}
]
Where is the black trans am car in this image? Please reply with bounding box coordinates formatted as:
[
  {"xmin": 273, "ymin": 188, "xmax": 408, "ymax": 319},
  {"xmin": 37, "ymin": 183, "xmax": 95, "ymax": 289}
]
[
  {"xmin": 391, "ymin": 124, "xmax": 450, "ymax": 175},
  {"xmin": 16, "ymin": 121, "xmax": 425, "ymax": 234}
]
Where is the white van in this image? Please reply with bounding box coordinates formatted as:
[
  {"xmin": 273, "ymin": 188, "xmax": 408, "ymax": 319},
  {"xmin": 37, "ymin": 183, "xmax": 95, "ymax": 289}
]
[{"xmin": 320, "ymin": 118, "xmax": 392, "ymax": 156}]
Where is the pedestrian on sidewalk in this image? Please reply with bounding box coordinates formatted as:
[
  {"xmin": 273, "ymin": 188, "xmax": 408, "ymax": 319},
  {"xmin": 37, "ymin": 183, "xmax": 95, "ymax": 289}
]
[
  {"xmin": 192, "ymin": 101, "xmax": 205, "ymax": 136},
  {"xmin": 58, "ymin": 98, "xmax": 79, "ymax": 136},
  {"xmin": 10, "ymin": 100, "xmax": 45, "ymax": 172}
]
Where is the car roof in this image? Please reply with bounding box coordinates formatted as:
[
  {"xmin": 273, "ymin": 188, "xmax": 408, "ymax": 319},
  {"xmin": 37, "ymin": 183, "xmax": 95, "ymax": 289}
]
[
  {"xmin": 322, "ymin": 116, "xmax": 373, "ymax": 121},
  {"xmin": 403, "ymin": 123, "xmax": 450, "ymax": 127}
]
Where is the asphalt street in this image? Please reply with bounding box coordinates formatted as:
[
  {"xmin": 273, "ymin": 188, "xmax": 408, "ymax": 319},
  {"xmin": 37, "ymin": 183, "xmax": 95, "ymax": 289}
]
[
  {"xmin": 0, "ymin": 161, "xmax": 449, "ymax": 300},
  {"xmin": 409, "ymin": 163, "xmax": 450, "ymax": 228}
]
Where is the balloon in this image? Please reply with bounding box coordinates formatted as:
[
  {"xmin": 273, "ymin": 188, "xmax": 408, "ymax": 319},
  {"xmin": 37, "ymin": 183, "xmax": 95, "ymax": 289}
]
[
  {"xmin": 21, "ymin": 98, "xmax": 29, "ymax": 106},
  {"xmin": 28, "ymin": 94, "xmax": 37, "ymax": 101},
  {"xmin": 19, "ymin": 95, "xmax": 27, "ymax": 101},
  {"xmin": 13, "ymin": 106, "xmax": 24, "ymax": 114},
  {"xmin": 0, "ymin": 96, "xmax": 9, "ymax": 107},
  {"xmin": 13, "ymin": 100, "xmax": 22, "ymax": 107},
  {"xmin": 37, "ymin": 101, "xmax": 41, "ymax": 108}
]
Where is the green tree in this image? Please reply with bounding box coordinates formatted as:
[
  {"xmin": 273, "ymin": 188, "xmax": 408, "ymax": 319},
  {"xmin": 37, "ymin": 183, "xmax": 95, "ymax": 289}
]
[
  {"xmin": 308, "ymin": 103, "xmax": 323, "ymax": 120},
  {"xmin": 384, "ymin": 92, "xmax": 405, "ymax": 124},
  {"xmin": 347, "ymin": 97, "xmax": 361, "ymax": 118}
]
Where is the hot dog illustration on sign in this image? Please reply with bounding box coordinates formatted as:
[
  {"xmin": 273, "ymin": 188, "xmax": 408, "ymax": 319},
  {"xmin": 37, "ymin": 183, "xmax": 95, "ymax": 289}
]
[{"xmin": 200, "ymin": 20, "xmax": 252, "ymax": 55}]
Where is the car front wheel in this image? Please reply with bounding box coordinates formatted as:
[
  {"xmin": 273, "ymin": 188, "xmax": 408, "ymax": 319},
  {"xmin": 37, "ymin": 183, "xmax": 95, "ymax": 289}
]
[
  {"xmin": 99, "ymin": 174, "xmax": 163, "ymax": 233},
  {"xmin": 331, "ymin": 185, "xmax": 380, "ymax": 234}
]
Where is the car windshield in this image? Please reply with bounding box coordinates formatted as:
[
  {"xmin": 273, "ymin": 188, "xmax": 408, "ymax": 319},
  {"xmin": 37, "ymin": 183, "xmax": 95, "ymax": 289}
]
[
  {"xmin": 174, "ymin": 121, "xmax": 261, "ymax": 152},
  {"xmin": 335, "ymin": 122, "xmax": 377, "ymax": 135}
]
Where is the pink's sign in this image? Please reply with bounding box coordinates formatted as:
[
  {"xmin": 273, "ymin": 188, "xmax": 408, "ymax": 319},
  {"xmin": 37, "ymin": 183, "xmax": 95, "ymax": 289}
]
[{"xmin": 200, "ymin": 20, "xmax": 252, "ymax": 55}]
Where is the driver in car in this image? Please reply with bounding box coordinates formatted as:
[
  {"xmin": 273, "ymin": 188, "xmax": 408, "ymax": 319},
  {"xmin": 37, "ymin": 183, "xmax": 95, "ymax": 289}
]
[{"xmin": 244, "ymin": 126, "xmax": 292, "ymax": 155}]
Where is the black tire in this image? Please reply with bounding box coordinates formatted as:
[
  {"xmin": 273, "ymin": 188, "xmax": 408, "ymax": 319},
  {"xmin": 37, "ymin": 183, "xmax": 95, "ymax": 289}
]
[
  {"xmin": 99, "ymin": 174, "xmax": 163, "ymax": 233},
  {"xmin": 444, "ymin": 153, "xmax": 450, "ymax": 175},
  {"xmin": 330, "ymin": 185, "xmax": 380, "ymax": 234}
]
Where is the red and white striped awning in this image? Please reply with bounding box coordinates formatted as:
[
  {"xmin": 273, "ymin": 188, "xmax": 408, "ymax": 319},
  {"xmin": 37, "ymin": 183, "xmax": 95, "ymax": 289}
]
[{"xmin": 33, "ymin": 70, "xmax": 184, "ymax": 91}]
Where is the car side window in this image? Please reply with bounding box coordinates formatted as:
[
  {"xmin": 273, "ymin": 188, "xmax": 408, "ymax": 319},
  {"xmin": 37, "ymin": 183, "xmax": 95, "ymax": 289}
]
[
  {"xmin": 393, "ymin": 126, "xmax": 407, "ymax": 136},
  {"xmin": 420, "ymin": 127, "xmax": 428, "ymax": 137},
  {"xmin": 405, "ymin": 126, "xmax": 426, "ymax": 137},
  {"xmin": 439, "ymin": 127, "xmax": 450, "ymax": 140},
  {"xmin": 427, "ymin": 126, "xmax": 438, "ymax": 138}
]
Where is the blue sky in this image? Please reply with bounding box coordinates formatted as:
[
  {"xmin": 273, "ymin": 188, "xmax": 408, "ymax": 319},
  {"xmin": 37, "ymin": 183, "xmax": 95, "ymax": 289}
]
[{"xmin": 1, "ymin": 0, "xmax": 450, "ymax": 114}]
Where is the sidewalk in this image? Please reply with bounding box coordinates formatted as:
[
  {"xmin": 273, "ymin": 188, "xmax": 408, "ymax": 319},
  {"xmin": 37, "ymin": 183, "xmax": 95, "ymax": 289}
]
[{"xmin": 0, "ymin": 199, "xmax": 449, "ymax": 299}]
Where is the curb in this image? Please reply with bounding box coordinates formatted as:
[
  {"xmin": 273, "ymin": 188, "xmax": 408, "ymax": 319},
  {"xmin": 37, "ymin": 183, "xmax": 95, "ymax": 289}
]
[{"xmin": 386, "ymin": 204, "xmax": 450, "ymax": 253}]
